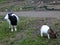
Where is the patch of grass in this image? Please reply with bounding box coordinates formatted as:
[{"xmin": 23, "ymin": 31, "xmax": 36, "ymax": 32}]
[
  {"xmin": 0, "ymin": 0, "xmax": 4, "ymax": 2},
  {"xmin": 0, "ymin": 6, "xmax": 34, "ymax": 11},
  {"xmin": 0, "ymin": 16, "xmax": 60, "ymax": 45}
]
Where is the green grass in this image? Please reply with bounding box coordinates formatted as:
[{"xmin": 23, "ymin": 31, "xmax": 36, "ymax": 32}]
[
  {"xmin": 0, "ymin": 0, "xmax": 5, "ymax": 3},
  {"xmin": 0, "ymin": 0, "xmax": 3, "ymax": 2},
  {"xmin": 0, "ymin": 16, "xmax": 60, "ymax": 45}
]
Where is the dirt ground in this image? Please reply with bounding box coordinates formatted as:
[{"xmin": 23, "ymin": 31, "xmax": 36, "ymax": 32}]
[{"xmin": 0, "ymin": 11, "xmax": 60, "ymax": 19}]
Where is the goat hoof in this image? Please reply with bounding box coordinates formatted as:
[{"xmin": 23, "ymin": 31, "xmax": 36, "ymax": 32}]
[
  {"xmin": 15, "ymin": 29, "xmax": 17, "ymax": 31},
  {"xmin": 11, "ymin": 29, "xmax": 13, "ymax": 32}
]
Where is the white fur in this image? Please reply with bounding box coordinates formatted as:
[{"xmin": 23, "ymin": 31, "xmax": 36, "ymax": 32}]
[
  {"xmin": 40, "ymin": 25, "xmax": 50, "ymax": 39},
  {"xmin": 4, "ymin": 13, "xmax": 19, "ymax": 32}
]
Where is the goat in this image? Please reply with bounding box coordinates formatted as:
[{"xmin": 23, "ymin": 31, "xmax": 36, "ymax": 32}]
[
  {"xmin": 40, "ymin": 25, "xmax": 57, "ymax": 39},
  {"xmin": 4, "ymin": 12, "xmax": 19, "ymax": 32}
]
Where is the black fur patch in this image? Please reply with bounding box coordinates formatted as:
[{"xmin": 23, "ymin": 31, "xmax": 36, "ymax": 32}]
[{"xmin": 8, "ymin": 13, "xmax": 17, "ymax": 25}]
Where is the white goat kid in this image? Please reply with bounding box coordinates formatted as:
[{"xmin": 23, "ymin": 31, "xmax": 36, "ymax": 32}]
[
  {"xmin": 40, "ymin": 25, "xmax": 57, "ymax": 39},
  {"xmin": 4, "ymin": 13, "xmax": 19, "ymax": 32}
]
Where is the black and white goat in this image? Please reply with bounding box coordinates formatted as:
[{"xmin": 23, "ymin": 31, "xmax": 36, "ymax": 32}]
[
  {"xmin": 40, "ymin": 25, "xmax": 57, "ymax": 39},
  {"xmin": 4, "ymin": 13, "xmax": 19, "ymax": 32}
]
